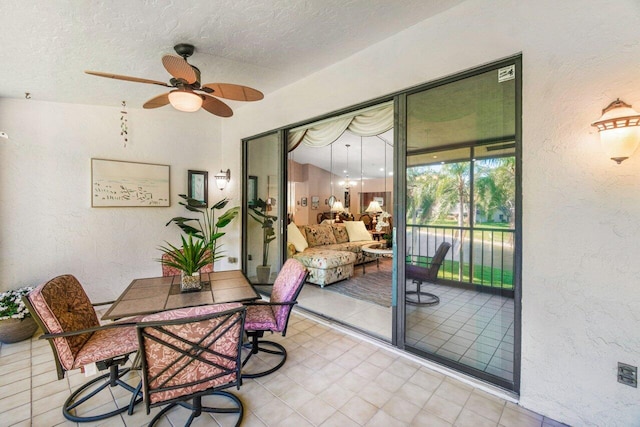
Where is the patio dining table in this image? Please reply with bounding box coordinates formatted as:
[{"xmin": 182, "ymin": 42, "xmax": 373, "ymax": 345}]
[{"xmin": 102, "ymin": 270, "xmax": 259, "ymax": 320}]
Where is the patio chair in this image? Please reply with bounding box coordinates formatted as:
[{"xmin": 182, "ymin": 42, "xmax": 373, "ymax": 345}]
[
  {"xmin": 242, "ymin": 258, "xmax": 308, "ymax": 378},
  {"xmin": 23, "ymin": 274, "xmax": 142, "ymax": 422},
  {"xmin": 405, "ymin": 242, "xmax": 451, "ymax": 305},
  {"xmin": 135, "ymin": 303, "xmax": 246, "ymax": 427}
]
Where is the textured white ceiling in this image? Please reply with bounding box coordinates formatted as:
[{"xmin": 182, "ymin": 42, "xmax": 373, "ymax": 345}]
[{"xmin": 0, "ymin": 0, "xmax": 463, "ymax": 110}]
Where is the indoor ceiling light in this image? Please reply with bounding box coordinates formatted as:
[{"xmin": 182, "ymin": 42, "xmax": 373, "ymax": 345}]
[
  {"xmin": 591, "ymin": 98, "xmax": 640, "ymax": 164},
  {"xmin": 168, "ymin": 89, "xmax": 203, "ymax": 112}
]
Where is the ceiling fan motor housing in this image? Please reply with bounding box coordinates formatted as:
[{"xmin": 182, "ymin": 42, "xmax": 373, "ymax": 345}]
[{"xmin": 173, "ymin": 43, "xmax": 195, "ymax": 58}]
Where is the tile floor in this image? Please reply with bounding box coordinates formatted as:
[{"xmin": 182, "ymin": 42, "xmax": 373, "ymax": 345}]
[
  {"xmin": 296, "ymin": 258, "xmax": 515, "ymax": 382},
  {"xmin": 0, "ymin": 311, "xmax": 567, "ymax": 427}
]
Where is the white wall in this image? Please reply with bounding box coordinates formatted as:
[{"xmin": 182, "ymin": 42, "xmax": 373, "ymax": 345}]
[
  {"xmin": 223, "ymin": 1, "xmax": 640, "ymax": 425},
  {"xmin": 0, "ymin": 98, "xmax": 242, "ymax": 302}
]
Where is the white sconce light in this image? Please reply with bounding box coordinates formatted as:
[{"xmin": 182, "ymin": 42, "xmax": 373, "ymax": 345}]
[
  {"xmin": 214, "ymin": 169, "xmax": 230, "ymax": 190},
  {"xmin": 168, "ymin": 89, "xmax": 203, "ymax": 112},
  {"xmin": 591, "ymin": 99, "xmax": 640, "ymax": 164}
]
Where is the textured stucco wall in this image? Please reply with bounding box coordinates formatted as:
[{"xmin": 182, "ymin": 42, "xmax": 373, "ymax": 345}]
[
  {"xmin": 223, "ymin": 0, "xmax": 640, "ymax": 425},
  {"xmin": 0, "ymin": 98, "xmax": 237, "ymax": 302}
]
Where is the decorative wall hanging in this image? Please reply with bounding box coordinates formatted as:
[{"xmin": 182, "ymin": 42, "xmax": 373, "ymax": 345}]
[
  {"xmin": 91, "ymin": 159, "xmax": 170, "ymax": 207},
  {"xmin": 187, "ymin": 170, "xmax": 208, "ymax": 207}
]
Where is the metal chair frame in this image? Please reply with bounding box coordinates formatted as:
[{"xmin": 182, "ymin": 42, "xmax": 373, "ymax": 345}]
[
  {"xmin": 22, "ymin": 295, "xmax": 142, "ymax": 422},
  {"xmin": 135, "ymin": 306, "xmax": 246, "ymax": 427},
  {"xmin": 405, "ymin": 242, "xmax": 452, "ymax": 306}
]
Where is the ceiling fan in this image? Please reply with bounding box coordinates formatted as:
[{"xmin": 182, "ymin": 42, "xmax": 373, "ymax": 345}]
[{"xmin": 85, "ymin": 43, "xmax": 263, "ymax": 117}]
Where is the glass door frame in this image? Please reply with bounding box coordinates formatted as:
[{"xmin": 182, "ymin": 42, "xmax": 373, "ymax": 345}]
[
  {"xmin": 242, "ymin": 129, "xmax": 287, "ymax": 281},
  {"xmin": 395, "ymin": 55, "xmax": 522, "ymax": 392}
]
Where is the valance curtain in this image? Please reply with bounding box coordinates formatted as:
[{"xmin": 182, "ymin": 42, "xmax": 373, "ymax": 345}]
[{"xmin": 288, "ymin": 102, "xmax": 393, "ymax": 151}]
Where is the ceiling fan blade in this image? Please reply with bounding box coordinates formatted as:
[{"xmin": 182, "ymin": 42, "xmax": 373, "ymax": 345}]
[
  {"xmin": 161, "ymin": 55, "xmax": 197, "ymax": 84},
  {"xmin": 201, "ymin": 83, "xmax": 264, "ymax": 101},
  {"xmin": 85, "ymin": 71, "xmax": 170, "ymax": 87},
  {"xmin": 201, "ymin": 94, "xmax": 233, "ymax": 117},
  {"xmin": 143, "ymin": 93, "xmax": 170, "ymax": 109}
]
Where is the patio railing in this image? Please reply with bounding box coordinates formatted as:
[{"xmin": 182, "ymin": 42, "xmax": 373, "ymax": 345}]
[{"xmin": 406, "ymin": 224, "xmax": 515, "ymax": 290}]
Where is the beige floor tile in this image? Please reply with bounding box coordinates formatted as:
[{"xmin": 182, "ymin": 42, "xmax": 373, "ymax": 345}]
[
  {"xmin": 276, "ymin": 411, "xmax": 314, "ymax": 427},
  {"xmin": 32, "ymin": 369, "xmax": 60, "ymax": 387},
  {"xmin": 0, "ymin": 389, "xmax": 30, "ymax": 411},
  {"xmin": 367, "ymin": 350, "xmax": 395, "ymax": 369},
  {"xmin": 32, "ymin": 389, "xmax": 72, "ymax": 417},
  {"xmin": 334, "ymin": 351, "xmax": 364, "ymax": 371},
  {"xmin": 2, "ymin": 403, "xmax": 31, "ymax": 425},
  {"xmin": 32, "ymin": 375, "xmax": 70, "ymax": 401},
  {"xmin": 300, "ymin": 352, "xmax": 330, "ymax": 371},
  {"xmin": 239, "ymin": 412, "xmax": 268, "ymax": 427},
  {"xmin": 261, "ymin": 373, "xmax": 299, "ymax": 397},
  {"xmin": 0, "ymin": 340, "xmax": 31, "ymax": 356},
  {"xmin": 297, "ymin": 396, "xmax": 337, "ymax": 425},
  {"xmin": 408, "ymin": 368, "xmax": 444, "ymax": 393},
  {"xmin": 0, "ymin": 366, "xmax": 31, "ymax": 386},
  {"xmin": 435, "ymin": 379, "xmax": 473, "ymax": 405},
  {"xmin": 411, "ymin": 409, "xmax": 453, "ymax": 426},
  {"xmin": 365, "ymin": 409, "xmax": 408, "ymax": 427},
  {"xmin": 337, "ymin": 370, "xmax": 369, "ymax": 394},
  {"xmin": 358, "ymin": 383, "xmax": 393, "ymax": 408},
  {"xmin": 316, "ymin": 362, "xmax": 348, "ymax": 383},
  {"xmin": 252, "ymin": 397, "xmax": 295, "ymax": 425},
  {"xmin": 0, "ymin": 377, "xmax": 30, "ymax": 399},
  {"xmin": 456, "ymin": 407, "xmax": 498, "ymax": 427},
  {"xmin": 31, "ymin": 360, "xmax": 57, "ymax": 376},
  {"xmin": 31, "ymin": 406, "xmax": 71, "ymax": 427},
  {"xmin": 374, "ymin": 370, "xmax": 405, "ymax": 393},
  {"xmin": 318, "ymin": 383, "xmax": 355, "ymax": 409},
  {"xmin": 31, "ymin": 351, "xmax": 55, "ymax": 366},
  {"xmin": 464, "ymin": 390, "xmax": 505, "ymax": 422},
  {"xmin": 352, "ymin": 360, "xmax": 384, "ymax": 381},
  {"xmin": 395, "ymin": 381, "xmax": 433, "ymax": 408},
  {"xmin": 424, "ymin": 394, "xmax": 464, "ymax": 423},
  {"xmin": 382, "ymin": 395, "xmax": 422, "ymax": 424},
  {"xmin": 499, "ymin": 406, "xmax": 543, "ymax": 427},
  {"xmin": 319, "ymin": 410, "xmax": 361, "ymax": 427},
  {"xmin": 0, "ymin": 352, "xmax": 32, "ymax": 368},
  {"xmin": 296, "ymin": 371, "xmax": 333, "ymax": 395},
  {"xmin": 385, "ymin": 359, "xmax": 419, "ymax": 381},
  {"xmin": 504, "ymin": 401, "xmax": 544, "ymax": 421},
  {"xmin": 341, "ymin": 395, "xmax": 378, "ymax": 425},
  {"xmin": 279, "ymin": 383, "xmax": 315, "ymax": 409}
]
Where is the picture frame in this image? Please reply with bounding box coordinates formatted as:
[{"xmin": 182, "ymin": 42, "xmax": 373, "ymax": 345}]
[
  {"xmin": 311, "ymin": 196, "xmax": 319, "ymax": 210},
  {"xmin": 91, "ymin": 158, "xmax": 170, "ymax": 207},
  {"xmin": 374, "ymin": 196, "xmax": 384, "ymax": 207},
  {"xmin": 301, "ymin": 197, "xmax": 308, "ymax": 207},
  {"xmin": 248, "ymin": 175, "xmax": 258, "ymax": 207},
  {"xmin": 187, "ymin": 170, "xmax": 208, "ymax": 207}
]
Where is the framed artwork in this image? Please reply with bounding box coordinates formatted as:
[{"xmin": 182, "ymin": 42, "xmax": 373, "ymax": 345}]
[
  {"xmin": 248, "ymin": 176, "xmax": 258, "ymax": 207},
  {"xmin": 374, "ymin": 196, "xmax": 384, "ymax": 206},
  {"xmin": 301, "ymin": 197, "xmax": 308, "ymax": 207},
  {"xmin": 187, "ymin": 170, "xmax": 208, "ymax": 207},
  {"xmin": 311, "ymin": 196, "xmax": 319, "ymax": 210},
  {"xmin": 91, "ymin": 158, "xmax": 170, "ymax": 207}
]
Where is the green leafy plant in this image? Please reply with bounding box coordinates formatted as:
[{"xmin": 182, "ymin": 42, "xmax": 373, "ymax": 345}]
[
  {"xmin": 249, "ymin": 198, "xmax": 277, "ymax": 266},
  {"xmin": 166, "ymin": 195, "xmax": 239, "ymax": 264},
  {"xmin": 0, "ymin": 287, "xmax": 33, "ymax": 321},
  {"xmin": 157, "ymin": 234, "xmax": 210, "ymax": 275}
]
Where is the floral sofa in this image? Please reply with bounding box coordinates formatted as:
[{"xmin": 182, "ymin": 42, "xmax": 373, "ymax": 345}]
[{"xmin": 287, "ymin": 222, "xmax": 375, "ymax": 287}]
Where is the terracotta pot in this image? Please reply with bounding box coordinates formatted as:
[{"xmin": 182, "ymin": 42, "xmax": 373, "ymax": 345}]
[{"xmin": 0, "ymin": 316, "xmax": 38, "ymax": 344}]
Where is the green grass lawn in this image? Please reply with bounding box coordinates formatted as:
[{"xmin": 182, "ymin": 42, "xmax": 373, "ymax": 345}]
[{"xmin": 408, "ymin": 256, "xmax": 514, "ymax": 289}]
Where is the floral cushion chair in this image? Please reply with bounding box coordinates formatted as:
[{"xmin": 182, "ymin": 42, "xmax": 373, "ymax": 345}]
[
  {"xmin": 135, "ymin": 303, "xmax": 246, "ymax": 427},
  {"xmin": 23, "ymin": 274, "xmax": 142, "ymax": 422},
  {"xmin": 241, "ymin": 258, "xmax": 308, "ymax": 378}
]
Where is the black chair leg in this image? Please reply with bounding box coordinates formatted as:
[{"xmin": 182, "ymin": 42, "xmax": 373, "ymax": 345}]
[
  {"xmin": 406, "ymin": 280, "xmax": 440, "ymax": 306},
  {"xmin": 148, "ymin": 391, "xmax": 243, "ymax": 427},
  {"xmin": 63, "ymin": 364, "xmax": 143, "ymax": 422},
  {"xmin": 242, "ymin": 331, "xmax": 287, "ymax": 379}
]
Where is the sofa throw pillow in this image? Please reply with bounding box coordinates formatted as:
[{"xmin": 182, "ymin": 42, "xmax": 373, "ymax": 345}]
[
  {"xmin": 332, "ymin": 224, "xmax": 350, "ymax": 243},
  {"xmin": 304, "ymin": 224, "xmax": 337, "ymax": 247},
  {"xmin": 345, "ymin": 221, "xmax": 373, "ymax": 242},
  {"xmin": 287, "ymin": 222, "xmax": 308, "ymax": 253}
]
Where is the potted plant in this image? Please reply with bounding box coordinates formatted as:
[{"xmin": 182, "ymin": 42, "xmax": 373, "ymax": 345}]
[
  {"xmin": 166, "ymin": 195, "xmax": 239, "ymax": 269},
  {"xmin": 249, "ymin": 198, "xmax": 277, "ymax": 283},
  {"xmin": 158, "ymin": 234, "xmax": 210, "ymax": 292},
  {"xmin": 0, "ymin": 286, "xmax": 38, "ymax": 343}
]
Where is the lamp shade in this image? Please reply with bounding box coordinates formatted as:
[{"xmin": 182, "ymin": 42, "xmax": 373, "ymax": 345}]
[
  {"xmin": 365, "ymin": 200, "xmax": 383, "ymax": 213},
  {"xmin": 214, "ymin": 169, "xmax": 230, "ymax": 190},
  {"xmin": 168, "ymin": 90, "xmax": 203, "ymax": 112},
  {"xmin": 330, "ymin": 201, "xmax": 344, "ymax": 212},
  {"xmin": 592, "ymin": 99, "xmax": 640, "ymax": 164}
]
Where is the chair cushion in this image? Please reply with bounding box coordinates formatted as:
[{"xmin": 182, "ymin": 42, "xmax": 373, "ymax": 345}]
[
  {"xmin": 270, "ymin": 259, "xmax": 307, "ymax": 330},
  {"xmin": 28, "ymin": 275, "xmax": 100, "ymax": 371},
  {"xmin": 287, "ymin": 222, "xmax": 308, "ymax": 253},
  {"xmin": 294, "ymin": 249, "xmax": 356, "ymax": 269},
  {"xmin": 244, "ymin": 304, "xmax": 278, "ymax": 331},
  {"xmin": 304, "ymin": 224, "xmax": 337, "ymax": 247},
  {"xmin": 73, "ymin": 324, "xmax": 139, "ymax": 369}
]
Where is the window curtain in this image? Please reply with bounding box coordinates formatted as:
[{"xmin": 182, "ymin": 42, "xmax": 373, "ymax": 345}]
[{"xmin": 288, "ymin": 102, "xmax": 393, "ymax": 151}]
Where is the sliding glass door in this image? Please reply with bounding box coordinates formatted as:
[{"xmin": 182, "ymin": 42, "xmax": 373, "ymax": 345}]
[
  {"xmin": 242, "ymin": 131, "xmax": 284, "ymax": 285},
  {"xmin": 402, "ymin": 60, "xmax": 521, "ymax": 391}
]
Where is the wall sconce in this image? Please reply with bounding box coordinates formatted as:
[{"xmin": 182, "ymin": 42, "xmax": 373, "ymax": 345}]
[
  {"xmin": 214, "ymin": 169, "xmax": 230, "ymax": 190},
  {"xmin": 591, "ymin": 99, "xmax": 640, "ymax": 164}
]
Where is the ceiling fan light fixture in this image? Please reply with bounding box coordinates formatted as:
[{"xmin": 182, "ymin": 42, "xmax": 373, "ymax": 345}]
[{"xmin": 168, "ymin": 90, "xmax": 202, "ymax": 112}]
